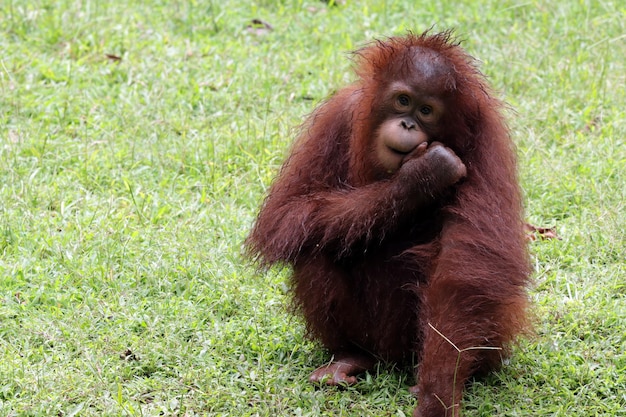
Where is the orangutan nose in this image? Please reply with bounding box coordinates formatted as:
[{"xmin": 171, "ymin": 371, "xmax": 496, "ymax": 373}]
[{"xmin": 401, "ymin": 118, "xmax": 416, "ymax": 130}]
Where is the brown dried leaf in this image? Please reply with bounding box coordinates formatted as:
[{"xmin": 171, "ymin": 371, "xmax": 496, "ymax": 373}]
[
  {"xmin": 120, "ymin": 348, "xmax": 139, "ymax": 361},
  {"xmin": 246, "ymin": 19, "xmax": 274, "ymax": 36},
  {"xmin": 105, "ymin": 53, "xmax": 122, "ymax": 62},
  {"xmin": 525, "ymin": 223, "xmax": 560, "ymax": 241}
]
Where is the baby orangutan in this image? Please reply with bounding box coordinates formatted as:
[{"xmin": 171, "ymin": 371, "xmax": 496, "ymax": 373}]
[{"xmin": 247, "ymin": 31, "xmax": 530, "ymax": 417}]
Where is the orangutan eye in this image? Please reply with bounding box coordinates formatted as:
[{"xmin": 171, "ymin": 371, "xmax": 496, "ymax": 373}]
[
  {"xmin": 420, "ymin": 106, "xmax": 433, "ymax": 115},
  {"xmin": 397, "ymin": 94, "xmax": 411, "ymax": 107}
]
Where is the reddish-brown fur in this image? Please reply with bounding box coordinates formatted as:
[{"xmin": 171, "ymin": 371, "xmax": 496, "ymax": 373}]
[{"xmin": 246, "ymin": 31, "xmax": 531, "ymax": 417}]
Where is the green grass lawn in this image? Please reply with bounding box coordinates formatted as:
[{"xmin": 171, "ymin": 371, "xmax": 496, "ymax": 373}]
[{"xmin": 1, "ymin": 0, "xmax": 625, "ymax": 416}]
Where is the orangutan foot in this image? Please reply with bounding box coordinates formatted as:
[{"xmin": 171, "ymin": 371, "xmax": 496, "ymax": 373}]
[{"xmin": 309, "ymin": 353, "xmax": 376, "ymax": 385}]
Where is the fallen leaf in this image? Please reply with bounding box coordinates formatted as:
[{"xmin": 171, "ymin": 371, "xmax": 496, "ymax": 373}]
[
  {"xmin": 105, "ymin": 53, "xmax": 122, "ymax": 62},
  {"xmin": 246, "ymin": 19, "xmax": 274, "ymax": 36},
  {"xmin": 120, "ymin": 348, "xmax": 139, "ymax": 361},
  {"xmin": 525, "ymin": 223, "xmax": 560, "ymax": 241}
]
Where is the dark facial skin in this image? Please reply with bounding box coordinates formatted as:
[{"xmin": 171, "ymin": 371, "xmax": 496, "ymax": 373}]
[{"xmin": 374, "ymin": 48, "xmax": 455, "ymax": 174}]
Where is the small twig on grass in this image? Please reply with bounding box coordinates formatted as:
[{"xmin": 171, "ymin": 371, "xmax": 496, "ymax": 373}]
[{"xmin": 427, "ymin": 323, "xmax": 502, "ymax": 416}]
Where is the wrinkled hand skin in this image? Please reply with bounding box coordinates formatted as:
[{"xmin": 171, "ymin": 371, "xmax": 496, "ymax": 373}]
[{"xmin": 400, "ymin": 141, "xmax": 467, "ymax": 191}]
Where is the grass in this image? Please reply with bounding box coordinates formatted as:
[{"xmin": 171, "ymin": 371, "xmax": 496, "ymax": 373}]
[{"xmin": 1, "ymin": 0, "xmax": 625, "ymax": 415}]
